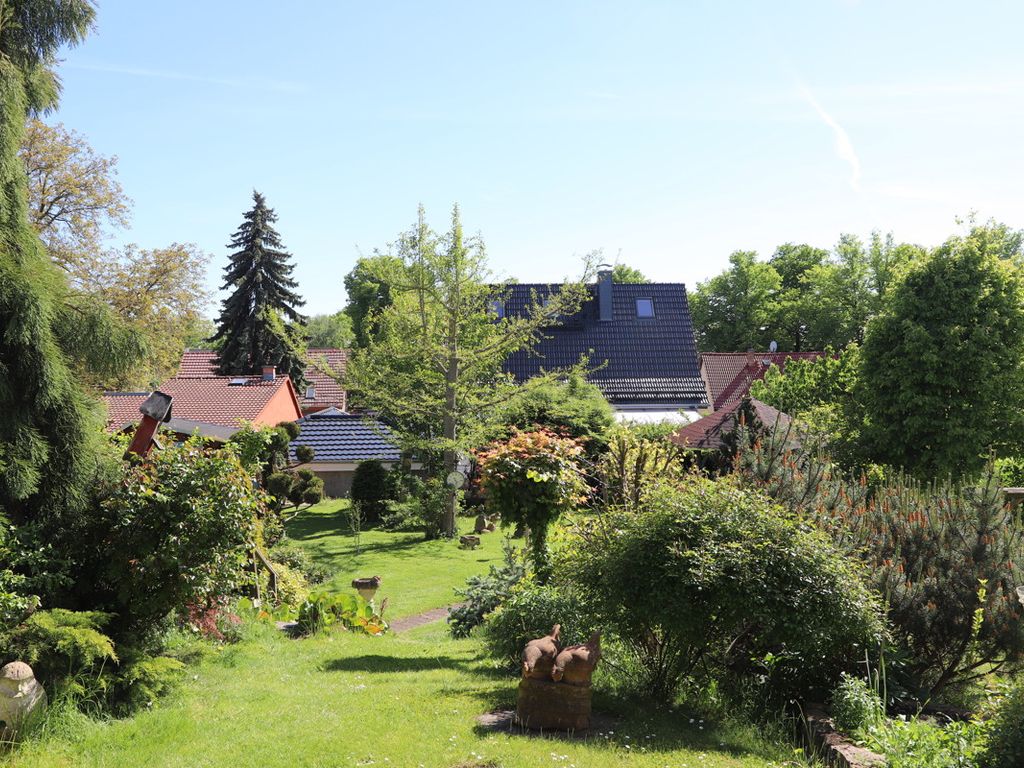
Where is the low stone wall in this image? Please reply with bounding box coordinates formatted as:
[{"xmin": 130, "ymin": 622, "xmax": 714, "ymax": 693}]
[{"xmin": 802, "ymin": 704, "xmax": 885, "ymax": 768}]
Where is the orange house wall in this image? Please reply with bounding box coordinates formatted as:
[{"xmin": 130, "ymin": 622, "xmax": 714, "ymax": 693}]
[{"xmin": 255, "ymin": 383, "xmax": 303, "ymax": 425}]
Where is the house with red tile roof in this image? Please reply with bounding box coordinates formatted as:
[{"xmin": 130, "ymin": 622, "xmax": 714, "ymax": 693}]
[
  {"xmin": 669, "ymin": 397, "xmax": 792, "ymax": 451},
  {"xmin": 178, "ymin": 348, "xmax": 347, "ymax": 414},
  {"xmin": 700, "ymin": 351, "xmax": 824, "ymax": 411},
  {"xmin": 102, "ymin": 368, "xmax": 302, "ymax": 437}
]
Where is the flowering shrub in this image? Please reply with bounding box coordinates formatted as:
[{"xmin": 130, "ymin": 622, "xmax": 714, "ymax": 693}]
[{"xmin": 476, "ymin": 429, "xmax": 587, "ymax": 579}]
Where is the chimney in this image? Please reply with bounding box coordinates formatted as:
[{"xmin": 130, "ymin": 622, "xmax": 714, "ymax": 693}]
[
  {"xmin": 597, "ymin": 265, "xmax": 613, "ymax": 322},
  {"xmin": 262, "ymin": 365, "xmax": 276, "ymax": 382}
]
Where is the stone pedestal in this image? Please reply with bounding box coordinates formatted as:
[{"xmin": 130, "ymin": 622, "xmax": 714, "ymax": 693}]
[{"xmin": 515, "ymin": 676, "xmax": 592, "ymax": 731}]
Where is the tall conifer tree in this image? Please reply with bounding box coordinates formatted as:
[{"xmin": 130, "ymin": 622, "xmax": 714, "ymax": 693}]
[
  {"xmin": 0, "ymin": 1, "xmax": 145, "ymax": 525},
  {"xmin": 211, "ymin": 191, "xmax": 307, "ymax": 384}
]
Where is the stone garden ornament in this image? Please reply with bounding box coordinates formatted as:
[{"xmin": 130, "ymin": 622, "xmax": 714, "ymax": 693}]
[
  {"xmin": 0, "ymin": 662, "xmax": 46, "ymax": 739},
  {"xmin": 515, "ymin": 625, "xmax": 602, "ymax": 731}
]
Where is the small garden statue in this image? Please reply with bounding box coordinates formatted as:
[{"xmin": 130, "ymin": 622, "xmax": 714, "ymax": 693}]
[
  {"xmin": 351, "ymin": 575, "xmax": 381, "ymax": 602},
  {"xmin": 0, "ymin": 661, "xmax": 46, "ymax": 739},
  {"xmin": 522, "ymin": 624, "xmax": 561, "ymax": 679},
  {"xmin": 515, "ymin": 626, "xmax": 601, "ymax": 731},
  {"xmin": 552, "ymin": 632, "xmax": 601, "ymax": 684}
]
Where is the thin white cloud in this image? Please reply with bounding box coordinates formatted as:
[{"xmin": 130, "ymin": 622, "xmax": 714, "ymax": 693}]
[
  {"xmin": 68, "ymin": 62, "xmax": 307, "ymax": 94},
  {"xmin": 799, "ymin": 85, "xmax": 862, "ymax": 190}
]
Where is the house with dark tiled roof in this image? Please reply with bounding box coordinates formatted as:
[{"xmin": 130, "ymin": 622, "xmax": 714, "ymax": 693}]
[
  {"xmin": 178, "ymin": 348, "xmax": 347, "ymax": 414},
  {"xmin": 700, "ymin": 351, "xmax": 825, "ymax": 411},
  {"xmin": 669, "ymin": 397, "xmax": 793, "ymax": 451},
  {"xmin": 101, "ymin": 367, "xmax": 302, "ymax": 438},
  {"xmin": 502, "ymin": 269, "xmax": 707, "ymax": 422},
  {"xmin": 288, "ymin": 407, "xmax": 419, "ymax": 497}
]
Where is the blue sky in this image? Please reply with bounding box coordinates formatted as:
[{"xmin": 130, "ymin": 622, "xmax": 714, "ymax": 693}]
[{"xmin": 52, "ymin": 1, "xmax": 1024, "ymax": 316}]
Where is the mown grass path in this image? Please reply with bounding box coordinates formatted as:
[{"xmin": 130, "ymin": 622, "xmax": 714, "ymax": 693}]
[{"xmin": 5, "ymin": 503, "xmax": 807, "ymax": 768}]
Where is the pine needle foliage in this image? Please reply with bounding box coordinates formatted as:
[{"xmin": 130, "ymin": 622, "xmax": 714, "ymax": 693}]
[
  {"xmin": 211, "ymin": 190, "xmax": 307, "ymax": 384},
  {"xmin": 738, "ymin": 430, "xmax": 1024, "ymax": 701}
]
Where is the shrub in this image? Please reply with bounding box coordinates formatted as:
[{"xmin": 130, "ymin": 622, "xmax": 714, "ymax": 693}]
[
  {"xmin": 269, "ymin": 540, "xmax": 331, "ymax": 585},
  {"xmin": 740, "ymin": 435, "xmax": 1024, "ymax": 701},
  {"xmin": 477, "ymin": 429, "xmax": 587, "ymax": 580},
  {"xmin": 448, "ymin": 541, "xmax": 525, "ymax": 638},
  {"xmin": 379, "ymin": 479, "xmax": 446, "ymax": 538},
  {"xmin": 87, "ymin": 438, "xmax": 261, "ymax": 640},
  {"xmin": 4, "ymin": 609, "xmax": 117, "ymax": 679},
  {"xmin": 560, "ymin": 476, "xmax": 887, "ymax": 702},
  {"xmin": 830, "ymin": 673, "xmax": 884, "ymax": 734},
  {"xmin": 350, "ymin": 460, "xmax": 392, "ymax": 522},
  {"xmin": 117, "ymin": 654, "xmax": 185, "ymax": 712},
  {"xmin": 271, "ymin": 562, "xmax": 309, "ymax": 606},
  {"xmin": 493, "ymin": 373, "xmax": 614, "ymax": 456},
  {"xmin": 482, "ymin": 579, "xmax": 591, "ymax": 667},
  {"xmin": 598, "ymin": 427, "xmax": 685, "ymax": 510},
  {"xmin": 979, "ymin": 682, "xmax": 1024, "ymax": 768}
]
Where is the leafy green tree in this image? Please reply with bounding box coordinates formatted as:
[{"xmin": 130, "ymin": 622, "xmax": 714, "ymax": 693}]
[
  {"xmin": 211, "ymin": 191, "xmax": 307, "ymax": 383},
  {"xmin": 305, "ymin": 310, "xmax": 353, "ymax": 349},
  {"xmin": 346, "ymin": 205, "xmax": 589, "ymax": 537},
  {"xmin": 343, "ymin": 254, "xmax": 403, "ymax": 348},
  {"xmin": 768, "ymin": 243, "xmax": 827, "ymax": 351},
  {"xmin": 689, "ymin": 250, "xmax": 781, "ymax": 352},
  {"xmin": 750, "ymin": 346, "xmax": 858, "ymax": 416},
  {"xmin": 611, "ymin": 263, "xmax": 649, "ymax": 283},
  {"xmin": 861, "ymin": 230, "xmax": 1024, "ymax": 480},
  {"xmin": 20, "ymin": 117, "xmax": 131, "ymax": 277}
]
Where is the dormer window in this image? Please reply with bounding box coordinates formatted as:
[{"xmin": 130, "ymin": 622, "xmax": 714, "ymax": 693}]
[
  {"xmin": 636, "ymin": 298, "xmax": 655, "ymax": 318},
  {"xmin": 489, "ymin": 299, "xmax": 505, "ymax": 319},
  {"xmin": 305, "ymin": 385, "xmax": 316, "ymax": 400}
]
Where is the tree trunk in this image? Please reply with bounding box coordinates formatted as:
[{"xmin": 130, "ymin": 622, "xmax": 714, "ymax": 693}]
[{"xmin": 442, "ymin": 332, "xmax": 459, "ymax": 537}]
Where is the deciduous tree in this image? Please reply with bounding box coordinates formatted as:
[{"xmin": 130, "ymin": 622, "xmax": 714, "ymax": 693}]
[
  {"xmin": 861, "ymin": 228, "xmax": 1024, "ymax": 479},
  {"xmin": 346, "ymin": 205, "xmax": 589, "ymax": 537}
]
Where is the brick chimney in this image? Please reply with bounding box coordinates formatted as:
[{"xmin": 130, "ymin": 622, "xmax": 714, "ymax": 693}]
[
  {"xmin": 262, "ymin": 365, "xmax": 276, "ymax": 382},
  {"xmin": 597, "ymin": 265, "xmax": 613, "ymax": 322}
]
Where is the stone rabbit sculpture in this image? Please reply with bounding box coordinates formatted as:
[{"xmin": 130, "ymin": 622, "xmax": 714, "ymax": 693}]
[
  {"xmin": 551, "ymin": 631, "xmax": 601, "ymax": 685},
  {"xmin": 521, "ymin": 624, "xmax": 561, "ymax": 679}
]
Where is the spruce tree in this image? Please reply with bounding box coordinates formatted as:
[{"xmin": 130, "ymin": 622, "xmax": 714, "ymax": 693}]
[{"xmin": 211, "ymin": 191, "xmax": 307, "ymax": 384}]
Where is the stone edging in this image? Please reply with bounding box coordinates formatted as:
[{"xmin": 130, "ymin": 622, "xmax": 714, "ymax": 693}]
[{"xmin": 802, "ymin": 704, "xmax": 885, "ymax": 768}]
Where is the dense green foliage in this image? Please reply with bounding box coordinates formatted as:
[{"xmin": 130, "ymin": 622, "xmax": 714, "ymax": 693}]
[
  {"xmin": 860, "ymin": 232, "xmax": 1024, "ymax": 480},
  {"xmin": 350, "ymin": 459, "xmax": 392, "ymax": 523},
  {"xmin": 342, "ymin": 254, "xmax": 402, "ymax": 348},
  {"xmin": 740, "ymin": 434, "xmax": 1024, "ymax": 700},
  {"xmin": 87, "ymin": 439, "xmax": 261, "ymax": 638},
  {"xmin": 691, "ymin": 234, "xmax": 926, "ymax": 353},
  {"xmin": 210, "ymin": 191, "xmax": 307, "ymax": 384},
  {"xmin": 230, "ymin": 422, "xmax": 321, "ymax": 515},
  {"xmin": 477, "ymin": 429, "xmax": 587, "ymax": 579},
  {"xmin": 979, "ymin": 683, "xmax": 1024, "ymax": 768},
  {"xmin": 610, "ymin": 262, "xmax": 649, "ymax": 283},
  {"xmin": 448, "ymin": 541, "xmax": 525, "ymax": 638},
  {"xmin": 560, "ymin": 477, "xmax": 887, "ymax": 701},
  {"xmin": 346, "ymin": 205, "xmax": 589, "ymax": 536},
  {"xmin": 304, "ymin": 311, "xmax": 353, "ymax": 349},
  {"xmin": 482, "ymin": 579, "xmax": 591, "ymax": 667},
  {"xmin": 830, "ymin": 673, "xmax": 884, "ymax": 734},
  {"xmin": 492, "ymin": 373, "xmax": 614, "ymax": 454}
]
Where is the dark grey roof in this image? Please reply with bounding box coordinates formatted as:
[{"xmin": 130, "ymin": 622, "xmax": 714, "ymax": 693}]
[
  {"xmin": 289, "ymin": 407, "xmax": 401, "ymax": 464},
  {"xmin": 501, "ymin": 282, "xmax": 706, "ymax": 406}
]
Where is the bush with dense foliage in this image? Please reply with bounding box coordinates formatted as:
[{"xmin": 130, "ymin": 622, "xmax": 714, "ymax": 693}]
[
  {"xmin": 84, "ymin": 438, "xmax": 261, "ymax": 639},
  {"xmin": 477, "ymin": 429, "xmax": 587, "ymax": 579},
  {"xmin": 350, "ymin": 459, "xmax": 393, "ymax": 523},
  {"xmin": 494, "ymin": 374, "xmax": 614, "ymax": 455},
  {"xmin": 830, "ymin": 673, "xmax": 884, "ymax": 734},
  {"xmin": 269, "ymin": 540, "xmax": 331, "ymax": 585},
  {"xmin": 739, "ymin": 433, "xmax": 1024, "ymax": 701},
  {"xmin": 482, "ymin": 579, "xmax": 592, "ymax": 668},
  {"xmin": 979, "ymin": 682, "xmax": 1024, "ymax": 768},
  {"xmin": 448, "ymin": 541, "xmax": 525, "ymax": 638},
  {"xmin": 598, "ymin": 427, "xmax": 686, "ymax": 510},
  {"xmin": 560, "ymin": 476, "xmax": 887, "ymax": 701},
  {"xmin": 231, "ymin": 422, "xmax": 322, "ymax": 513}
]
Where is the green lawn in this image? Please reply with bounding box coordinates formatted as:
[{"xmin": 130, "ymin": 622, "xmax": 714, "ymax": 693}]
[
  {"xmin": 4, "ymin": 504, "xmax": 809, "ymax": 768},
  {"xmin": 284, "ymin": 499, "xmax": 506, "ymax": 619}
]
